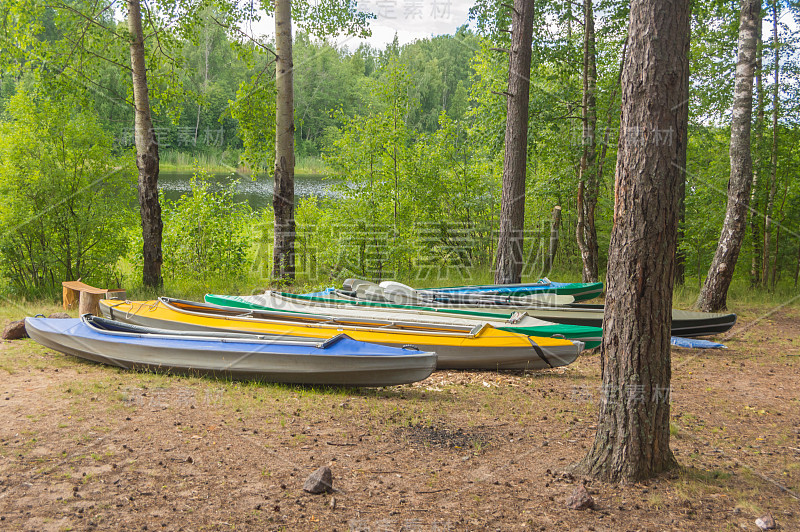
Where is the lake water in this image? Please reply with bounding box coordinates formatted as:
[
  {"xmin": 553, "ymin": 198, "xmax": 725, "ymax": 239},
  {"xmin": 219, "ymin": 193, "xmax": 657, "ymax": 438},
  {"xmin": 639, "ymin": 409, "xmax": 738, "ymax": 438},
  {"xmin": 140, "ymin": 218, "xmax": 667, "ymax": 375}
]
[{"xmin": 158, "ymin": 171, "xmax": 335, "ymax": 211}]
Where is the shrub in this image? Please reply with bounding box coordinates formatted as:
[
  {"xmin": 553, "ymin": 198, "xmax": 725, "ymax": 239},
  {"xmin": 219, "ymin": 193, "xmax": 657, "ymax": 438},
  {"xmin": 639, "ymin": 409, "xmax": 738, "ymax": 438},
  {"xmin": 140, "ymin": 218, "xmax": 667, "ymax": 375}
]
[
  {"xmin": 0, "ymin": 88, "xmax": 135, "ymax": 297},
  {"xmin": 161, "ymin": 170, "xmax": 252, "ymax": 282}
]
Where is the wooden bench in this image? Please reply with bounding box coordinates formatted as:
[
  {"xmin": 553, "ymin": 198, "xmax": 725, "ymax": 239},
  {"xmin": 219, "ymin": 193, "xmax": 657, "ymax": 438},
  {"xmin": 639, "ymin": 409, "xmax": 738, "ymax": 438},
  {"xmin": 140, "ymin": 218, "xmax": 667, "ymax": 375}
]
[{"xmin": 62, "ymin": 281, "xmax": 126, "ymax": 316}]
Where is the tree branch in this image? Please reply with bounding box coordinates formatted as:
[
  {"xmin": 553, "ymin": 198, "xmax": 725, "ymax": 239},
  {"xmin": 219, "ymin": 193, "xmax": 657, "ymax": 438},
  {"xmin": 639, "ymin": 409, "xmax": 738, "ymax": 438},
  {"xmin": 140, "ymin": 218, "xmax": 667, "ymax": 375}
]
[
  {"xmin": 47, "ymin": 1, "xmax": 122, "ymax": 40},
  {"xmin": 210, "ymin": 14, "xmax": 278, "ymax": 58}
]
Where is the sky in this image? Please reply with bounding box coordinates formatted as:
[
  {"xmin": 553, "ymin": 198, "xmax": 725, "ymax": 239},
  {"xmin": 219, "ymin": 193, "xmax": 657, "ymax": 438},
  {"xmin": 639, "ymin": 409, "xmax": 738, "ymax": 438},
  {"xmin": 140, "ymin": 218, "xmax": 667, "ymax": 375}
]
[{"xmin": 246, "ymin": 0, "xmax": 476, "ymax": 50}]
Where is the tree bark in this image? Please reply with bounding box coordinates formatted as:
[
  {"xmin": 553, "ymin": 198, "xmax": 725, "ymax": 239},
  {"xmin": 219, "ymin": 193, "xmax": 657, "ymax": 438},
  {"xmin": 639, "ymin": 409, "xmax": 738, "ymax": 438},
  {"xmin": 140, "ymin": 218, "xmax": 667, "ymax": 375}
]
[
  {"xmin": 696, "ymin": 0, "xmax": 760, "ymax": 312},
  {"xmin": 675, "ymin": 160, "xmax": 686, "ymax": 285},
  {"xmin": 769, "ymin": 182, "xmax": 788, "ymax": 288},
  {"xmin": 675, "ymin": 29, "xmax": 688, "ymax": 287},
  {"xmin": 494, "ymin": 0, "xmax": 534, "ymax": 285},
  {"xmin": 545, "ymin": 206, "xmax": 561, "ymax": 274},
  {"xmin": 273, "ymin": 0, "xmax": 296, "ymax": 281},
  {"xmin": 128, "ymin": 0, "xmax": 162, "ymax": 288},
  {"xmin": 749, "ymin": 7, "xmax": 764, "ymax": 285},
  {"xmin": 794, "ymin": 243, "xmax": 800, "ymax": 288},
  {"xmin": 577, "ymin": 0, "xmax": 689, "ymax": 482},
  {"xmin": 575, "ymin": 0, "xmax": 599, "ymax": 283},
  {"xmin": 761, "ymin": 0, "xmax": 779, "ymax": 288}
]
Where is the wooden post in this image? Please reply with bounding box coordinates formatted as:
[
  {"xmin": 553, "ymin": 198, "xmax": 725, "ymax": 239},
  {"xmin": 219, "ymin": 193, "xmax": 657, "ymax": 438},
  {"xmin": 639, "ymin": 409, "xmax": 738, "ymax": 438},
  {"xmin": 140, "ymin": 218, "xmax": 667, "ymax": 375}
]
[
  {"xmin": 79, "ymin": 291, "xmax": 105, "ymax": 316},
  {"xmin": 63, "ymin": 284, "xmax": 80, "ymax": 310}
]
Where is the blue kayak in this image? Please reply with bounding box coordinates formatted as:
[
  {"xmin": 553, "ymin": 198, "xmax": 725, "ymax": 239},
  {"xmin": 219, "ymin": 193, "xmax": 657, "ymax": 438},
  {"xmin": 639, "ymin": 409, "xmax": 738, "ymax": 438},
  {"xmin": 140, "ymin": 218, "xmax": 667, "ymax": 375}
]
[{"xmin": 24, "ymin": 315, "xmax": 436, "ymax": 387}]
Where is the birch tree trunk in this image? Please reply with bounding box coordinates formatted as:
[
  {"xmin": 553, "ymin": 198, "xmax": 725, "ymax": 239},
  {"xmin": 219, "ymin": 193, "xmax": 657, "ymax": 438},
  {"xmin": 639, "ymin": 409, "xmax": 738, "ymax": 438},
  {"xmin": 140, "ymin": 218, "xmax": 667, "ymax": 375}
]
[
  {"xmin": 577, "ymin": 0, "xmax": 689, "ymax": 482},
  {"xmin": 494, "ymin": 0, "xmax": 534, "ymax": 284},
  {"xmin": 128, "ymin": 0, "xmax": 162, "ymax": 288},
  {"xmin": 696, "ymin": 0, "xmax": 760, "ymax": 312},
  {"xmin": 273, "ymin": 0, "xmax": 296, "ymax": 281},
  {"xmin": 761, "ymin": 0, "xmax": 779, "ymax": 288},
  {"xmin": 575, "ymin": 0, "xmax": 599, "ymax": 283},
  {"xmin": 749, "ymin": 8, "xmax": 764, "ymax": 285}
]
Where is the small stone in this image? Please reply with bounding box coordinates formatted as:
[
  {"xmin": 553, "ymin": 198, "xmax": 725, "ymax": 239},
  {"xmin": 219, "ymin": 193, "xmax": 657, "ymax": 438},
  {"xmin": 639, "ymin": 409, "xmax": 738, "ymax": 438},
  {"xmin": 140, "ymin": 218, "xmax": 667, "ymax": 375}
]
[
  {"xmin": 566, "ymin": 484, "xmax": 595, "ymax": 511},
  {"xmin": 329, "ymin": 496, "xmax": 337, "ymax": 510},
  {"xmin": 2, "ymin": 320, "xmax": 27, "ymax": 340},
  {"xmin": 303, "ymin": 466, "xmax": 333, "ymax": 494},
  {"xmin": 755, "ymin": 513, "xmax": 776, "ymax": 530},
  {"xmin": 47, "ymin": 312, "xmax": 71, "ymax": 319},
  {"xmin": 186, "ymin": 456, "xmax": 193, "ymax": 464}
]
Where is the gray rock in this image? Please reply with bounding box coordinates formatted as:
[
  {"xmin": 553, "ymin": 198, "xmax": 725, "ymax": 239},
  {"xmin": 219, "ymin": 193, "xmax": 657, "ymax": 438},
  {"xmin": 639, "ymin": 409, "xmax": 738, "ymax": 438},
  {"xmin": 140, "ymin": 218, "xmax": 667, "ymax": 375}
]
[
  {"xmin": 566, "ymin": 484, "xmax": 595, "ymax": 511},
  {"xmin": 303, "ymin": 466, "xmax": 333, "ymax": 494},
  {"xmin": 2, "ymin": 320, "xmax": 27, "ymax": 340},
  {"xmin": 755, "ymin": 513, "xmax": 776, "ymax": 530},
  {"xmin": 47, "ymin": 312, "xmax": 71, "ymax": 319}
]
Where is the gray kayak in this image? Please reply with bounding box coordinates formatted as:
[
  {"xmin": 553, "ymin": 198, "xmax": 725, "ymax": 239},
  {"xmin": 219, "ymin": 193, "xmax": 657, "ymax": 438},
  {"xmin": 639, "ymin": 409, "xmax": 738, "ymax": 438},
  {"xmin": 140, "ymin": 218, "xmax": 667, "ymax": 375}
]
[{"xmin": 25, "ymin": 315, "xmax": 437, "ymax": 387}]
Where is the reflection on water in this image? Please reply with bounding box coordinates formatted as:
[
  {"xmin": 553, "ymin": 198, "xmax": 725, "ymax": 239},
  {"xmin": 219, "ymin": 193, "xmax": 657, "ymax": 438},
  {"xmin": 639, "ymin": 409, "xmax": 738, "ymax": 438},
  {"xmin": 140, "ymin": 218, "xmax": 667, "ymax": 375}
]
[{"xmin": 158, "ymin": 171, "xmax": 336, "ymax": 210}]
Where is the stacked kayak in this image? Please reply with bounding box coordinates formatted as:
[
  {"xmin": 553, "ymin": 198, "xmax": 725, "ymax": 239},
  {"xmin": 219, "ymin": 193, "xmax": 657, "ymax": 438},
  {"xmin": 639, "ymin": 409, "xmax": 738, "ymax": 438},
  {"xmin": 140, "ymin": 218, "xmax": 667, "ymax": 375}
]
[
  {"xmin": 205, "ymin": 291, "xmax": 603, "ymax": 349},
  {"xmin": 25, "ymin": 315, "xmax": 436, "ymax": 386},
  {"xmin": 342, "ymin": 277, "xmax": 604, "ymax": 302},
  {"xmin": 99, "ymin": 298, "xmax": 585, "ymax": 371},
  {"xmin": 298, "ymin": 281, "xmax": 738, "ymax": 338},
  {"xmin": 338, "ymin": 279, "xmax": 577, "ymax": 307}
]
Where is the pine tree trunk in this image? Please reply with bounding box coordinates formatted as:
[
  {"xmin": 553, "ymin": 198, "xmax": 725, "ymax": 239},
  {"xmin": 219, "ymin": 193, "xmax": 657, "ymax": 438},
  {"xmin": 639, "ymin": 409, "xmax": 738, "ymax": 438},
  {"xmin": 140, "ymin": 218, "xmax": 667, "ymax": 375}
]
[
  {"xmin": 273, "ymin": 0, "xmax": 296, "ymax": 281},
  {"xmin": 494, "ymin": 0, "xmax": 534, "ymax": 285},
  {"xmin": 771, "ymin": 223, "xmax": 780, "ymax": 289},
  {"xmin": 749, "ymin": 8, "xmax": 764, "ymax": 285},
  {"xmin": 577, "ymin": 0, "xmax": 689, "ymax": 482},
  {"xmin": 762, "ymin": 0, "xmax": 779, "ymax": 288},
  {"xmin": 545, "ymin": 206, "xmax": 561, "ymax": 274},
  {"xmin": 675, "ymin": 164, "xmax": 686, "ymax": 285},
  {"xmin": 128, "ymin": 0, "xmax": 162, "ymax": 288},
  {"xmin": 696, "ymin": 0, "xmax": 760, "ymax": 312},
  {"xmin": 576, "ymin": 0, "xmax": 599, "ymax": 283},
  {"xmin": 770, "ymin": 183, "xmax": 788, "ymax": 289},
  {"xmin": 674, "ymin": 28, "xmax": 688, "ymax": 287}
]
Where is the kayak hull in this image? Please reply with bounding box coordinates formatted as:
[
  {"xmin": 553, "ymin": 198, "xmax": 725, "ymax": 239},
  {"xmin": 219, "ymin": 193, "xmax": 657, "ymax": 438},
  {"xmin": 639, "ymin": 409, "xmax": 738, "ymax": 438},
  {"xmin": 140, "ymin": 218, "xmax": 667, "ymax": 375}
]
[
  {"xmin": 297, "ymin": 291, "xmax": 736, "ymax": 338},
  {"xmin": 25, "ymin": 316, "xmax": 437, "ymax": 387},
  {"xmin": 204, "ymin": 292, "xmax": 603, "ymax": 349},
  {"xmin": 99, "ymin": 299, "xmax": 584, "ymax": 371},
  {"xmin": 421, "ymin": 281, "xmax": 604, "ymax": 301}
]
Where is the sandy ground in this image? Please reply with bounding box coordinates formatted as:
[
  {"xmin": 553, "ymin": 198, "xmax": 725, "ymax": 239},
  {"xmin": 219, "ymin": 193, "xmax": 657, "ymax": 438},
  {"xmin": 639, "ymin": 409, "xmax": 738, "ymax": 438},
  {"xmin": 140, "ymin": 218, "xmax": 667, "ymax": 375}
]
[{"xmin": 0, "ymin": 304, "xmax": 799, "ymax": 531}]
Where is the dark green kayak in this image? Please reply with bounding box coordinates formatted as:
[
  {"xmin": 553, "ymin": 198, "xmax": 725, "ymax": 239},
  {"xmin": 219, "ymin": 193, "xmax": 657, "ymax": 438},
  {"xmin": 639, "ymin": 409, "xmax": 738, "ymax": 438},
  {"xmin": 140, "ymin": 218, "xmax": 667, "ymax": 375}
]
[{"xmin": 250, "ymin": 291, "xmax": 737, "ymax": 339}]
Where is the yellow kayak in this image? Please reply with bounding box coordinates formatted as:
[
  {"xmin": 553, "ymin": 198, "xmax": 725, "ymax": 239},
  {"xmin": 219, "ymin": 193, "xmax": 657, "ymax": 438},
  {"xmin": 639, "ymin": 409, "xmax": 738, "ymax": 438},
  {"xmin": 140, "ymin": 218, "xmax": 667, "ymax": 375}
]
[{"xmin": 99, "ymin": 298, "xmax": 583, "ymax": 371}]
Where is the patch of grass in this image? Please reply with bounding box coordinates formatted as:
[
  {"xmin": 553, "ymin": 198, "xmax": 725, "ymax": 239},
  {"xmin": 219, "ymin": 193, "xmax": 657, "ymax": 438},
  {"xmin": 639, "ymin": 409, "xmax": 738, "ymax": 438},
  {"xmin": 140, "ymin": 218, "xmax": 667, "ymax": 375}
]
[
  {"xmin": 646, "ymin": 492, "xmax": 665, "ymax": 510},
  {"xmin": 159, "ymin": 149, "xmax": 243, "ymax": 173},
  {"xmin": 672, "ymin": 466, "xmax": 733, "ymax": 501}
]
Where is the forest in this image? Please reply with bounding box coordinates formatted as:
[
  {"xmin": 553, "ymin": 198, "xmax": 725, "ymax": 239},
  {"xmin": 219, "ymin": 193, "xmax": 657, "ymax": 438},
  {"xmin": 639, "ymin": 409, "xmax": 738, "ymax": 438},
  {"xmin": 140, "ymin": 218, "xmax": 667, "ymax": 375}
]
[
  {"xmin": 3, "ymin": 1, "xmax": 800, "ymax": 526},
  {"xmin": 0, "ymin": 0, "xmax": 798, "ymax": 301}
]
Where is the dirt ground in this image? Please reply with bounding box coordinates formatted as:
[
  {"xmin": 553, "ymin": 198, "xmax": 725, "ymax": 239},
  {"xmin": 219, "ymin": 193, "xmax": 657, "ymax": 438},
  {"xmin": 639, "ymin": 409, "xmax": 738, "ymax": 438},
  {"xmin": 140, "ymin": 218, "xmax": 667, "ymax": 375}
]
[{"xmin": 1, "ymin": 303, "xmax": 799, "ymax": 531}]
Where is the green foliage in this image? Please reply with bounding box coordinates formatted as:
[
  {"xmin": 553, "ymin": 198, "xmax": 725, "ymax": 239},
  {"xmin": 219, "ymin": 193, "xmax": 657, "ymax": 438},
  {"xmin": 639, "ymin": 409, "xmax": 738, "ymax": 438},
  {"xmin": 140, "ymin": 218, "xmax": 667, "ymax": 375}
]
[
  {"xmin": 159, "ymin": 170, "xmax": 252, "ymax": 283},
  {"xmin": 1, "ymin": 0, "xmax": 799, "ymax": 296},
  {"xmin": 397, "ymin": 27, "xmax": 481, "ymax": 132},
  {"xmin": 0, "ymin": 85, "xmax": 135, "ymax": 296},
  {"xmin": 228, "ymin": 65, "xmax": 277, "ymax": 171},
  {"xmin": 297, "ymin": 58, "xmax": 498, "ymax": 283}
]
